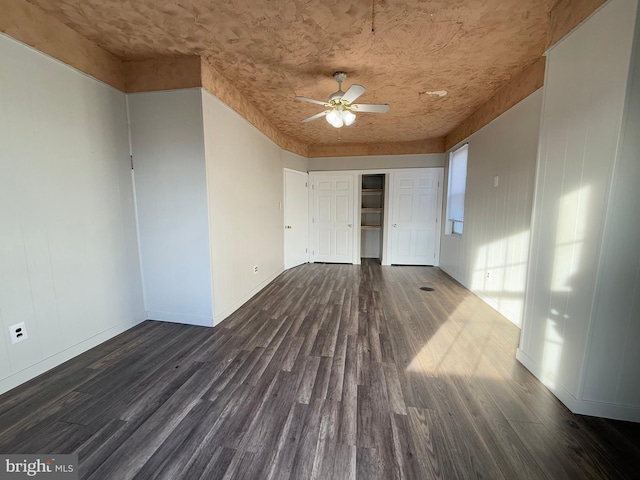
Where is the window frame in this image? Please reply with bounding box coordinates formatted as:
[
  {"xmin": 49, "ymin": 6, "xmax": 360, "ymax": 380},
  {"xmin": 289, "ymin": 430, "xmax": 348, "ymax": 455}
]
[{"xmin": 445, "ymin": 143, "xmax": 469, "ymax": 237}]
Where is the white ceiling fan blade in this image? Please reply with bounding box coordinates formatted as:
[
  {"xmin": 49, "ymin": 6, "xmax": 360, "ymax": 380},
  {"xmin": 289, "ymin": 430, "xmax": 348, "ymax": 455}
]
[
  {"xmin": 341, "ymin": 84, "xmax": 365, "ymax": 104},
  {"xmin": 351, "ymin": 103, "xmax": 390, "ymax": 113},
  {"xmin": 295, "ymin": 96, "xmax": 329, "ymax": 106},
  {"xmin": 302, "ymin": 110, "xmax": 329, "ymax": 123}
]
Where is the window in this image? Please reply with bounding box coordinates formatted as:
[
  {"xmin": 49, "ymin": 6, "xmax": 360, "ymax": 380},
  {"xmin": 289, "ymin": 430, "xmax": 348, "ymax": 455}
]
[{"xmin": 446, "ymin": 144, "xmax": 468, "ymax": 235}]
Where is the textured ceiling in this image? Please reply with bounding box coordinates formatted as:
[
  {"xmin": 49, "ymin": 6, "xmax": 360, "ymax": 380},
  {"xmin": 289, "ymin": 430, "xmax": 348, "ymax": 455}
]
[{"xmin": 27, "ymin": 0, "xmax": 553, "ymax": 148}]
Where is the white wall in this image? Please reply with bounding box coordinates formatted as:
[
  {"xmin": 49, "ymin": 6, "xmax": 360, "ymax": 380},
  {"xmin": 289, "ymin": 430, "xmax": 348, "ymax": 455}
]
[
  {"xmin": 440, "ymin": 89, "xmax": 543, "ymax": 327},
  {"xmin": 583, "ymin": 5, "xmax": 640, "ymax": 409},
  {"xmin": 309, "ymin": 153, "xmax": 444, "ymax": 171},
  {"xmin": 128, "ymin": 90, "xmax": 214, "ymax": 326},
  {"xmin": 128, "ymin": 89, "xmax": 305, "ymax": 328},
  {"xmin": 281, "ymin": 150, "xmax": 308, "ymax": 172},
  {"xmin": 202, "ymin": 91, "xmax": 285, "ymax": 324},
  {"xmin": 0, "ymin": 34, "xmax": 145, "ymax": 394},
  {"xmin": 518, "ymin": 0, "xmax": 640, "ymax": 421}
]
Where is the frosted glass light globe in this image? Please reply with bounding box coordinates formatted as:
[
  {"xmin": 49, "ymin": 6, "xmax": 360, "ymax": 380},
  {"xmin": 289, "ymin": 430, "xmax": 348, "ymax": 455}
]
[{"xmin": 326, "ymin": 110, "xmax": 343, "ymax": 128}]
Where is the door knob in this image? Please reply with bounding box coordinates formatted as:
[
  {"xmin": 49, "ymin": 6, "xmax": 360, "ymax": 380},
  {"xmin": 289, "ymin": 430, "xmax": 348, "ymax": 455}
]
[
  {"xmin": 285, "ymin": 225, "xmax": 292, "ymax": 229},
  {"xmin": 393, "ymin": 224, "xmax": 397, "ymax": 227},
  {"xmin": 347, "ymin": 223, "xmax": 352, "ymax": 228}
]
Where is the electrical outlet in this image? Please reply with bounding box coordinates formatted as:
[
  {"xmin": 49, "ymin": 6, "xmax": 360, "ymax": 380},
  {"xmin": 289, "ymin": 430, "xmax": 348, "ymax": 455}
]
[
  {"xmin": 486, "ymin": 271, "xmax": 491, "ymax": 279},
  {"xmin": 253, "ymin": 265, "xmax": 259, "ymax": 274},
  {"xmin": 9, "ymin": 322, "xmax": 28, "ymax": 344}
]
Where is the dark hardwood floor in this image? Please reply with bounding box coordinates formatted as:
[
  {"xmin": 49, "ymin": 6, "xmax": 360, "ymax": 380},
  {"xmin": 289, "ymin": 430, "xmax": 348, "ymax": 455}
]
[{"xmin": 1, "ymin": 260, "xmax": 639, "ymax": 479}]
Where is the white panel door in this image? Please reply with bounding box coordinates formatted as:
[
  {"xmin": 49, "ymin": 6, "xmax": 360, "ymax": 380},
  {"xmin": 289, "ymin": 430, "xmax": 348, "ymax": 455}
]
[
  {"xmin": 313, "ymin": 174, "xmax": 355, "ymax": 263},
  {"xmin": 390, "ymin": 169, "xmax": 441, "ymax": 265},
  {"xmin": 284, "ymin": 169, "xmax": 309, "ymax": 269}
]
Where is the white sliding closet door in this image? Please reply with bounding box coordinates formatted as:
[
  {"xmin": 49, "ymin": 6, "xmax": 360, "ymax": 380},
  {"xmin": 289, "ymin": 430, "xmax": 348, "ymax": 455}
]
[
  {"xmin": 311, "ymin": 173, "xmax": 356, "ymax": 263},
  {"xmin": 389, "ymin": 169, "xmax": 443, "ymax": 265}
]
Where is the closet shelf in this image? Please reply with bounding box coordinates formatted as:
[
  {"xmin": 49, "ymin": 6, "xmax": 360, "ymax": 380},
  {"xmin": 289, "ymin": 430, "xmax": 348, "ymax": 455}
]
[{"xmin": 361, "ymin": 174, "xmax": 384, "ymax": 260}]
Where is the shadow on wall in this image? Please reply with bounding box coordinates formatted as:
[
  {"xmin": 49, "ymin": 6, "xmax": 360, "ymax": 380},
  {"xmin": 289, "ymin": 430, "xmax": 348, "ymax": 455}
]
[
  {"xmin": 459, "ymin": 181, "xmax": 592, "ymax": 392},
  {"xmin": 534, "ymin": 185, "xmax": 591, "ymax": 390}
]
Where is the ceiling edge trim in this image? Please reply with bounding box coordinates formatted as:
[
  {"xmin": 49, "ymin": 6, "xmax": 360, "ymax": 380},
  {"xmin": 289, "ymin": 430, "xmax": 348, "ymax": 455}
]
[
  {"xmin": 307, "ymin": 138, "xmax": 445, "ymax": 158},
  {"xmin": 548, "ymin": 0, "xmax": 608, "ymax": 48},
  {"xmin": 199, "ymin": 59, "xmax": 309, "ymax": 157},
  {"xmin": 124, "ymin": 56, "xmax": 202, "ymax": 93},
  {"xmin": 0, "ymin": 0, "xmax": 125, "ymax": 90},
  {"xmin": 5, "ymin": 0, "xmax": 594, "ymax": 160},
  {"xmin": 444, "ymin": 57, "xmax": 546, "ymax": 151}
]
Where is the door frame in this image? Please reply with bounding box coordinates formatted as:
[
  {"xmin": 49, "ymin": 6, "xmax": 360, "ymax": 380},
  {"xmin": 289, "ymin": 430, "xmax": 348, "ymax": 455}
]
[
  {"xmin": 356, "ymin": 170, "xmax": 391, "ymax": 265},
  {"xmin": 283, "ymin": 168, "xmax": 309, "ymax": 269},
  {"xmin": 308, "ymin": 168, "xmax": 443, "ymax": 266},
  {"xmin": 386, "ymin": 168, "xmax": 444, "ymax": 266}
]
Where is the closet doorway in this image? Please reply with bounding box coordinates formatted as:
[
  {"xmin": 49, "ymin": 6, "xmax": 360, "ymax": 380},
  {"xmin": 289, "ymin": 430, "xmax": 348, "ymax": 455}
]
[{"xmin": 360, "ymin": 174, "xmax": 385, "ymax": 263}]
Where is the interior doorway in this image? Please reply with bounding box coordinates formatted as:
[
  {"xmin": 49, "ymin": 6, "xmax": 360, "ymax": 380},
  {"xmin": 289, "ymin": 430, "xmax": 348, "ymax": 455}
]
[
  {"xmin": 283, "ymin": 169, "xmax": 309, "ymax": 269},
  {"xmin": 360, "ymin": 174, "xmax": 385, "ymax": 263}
]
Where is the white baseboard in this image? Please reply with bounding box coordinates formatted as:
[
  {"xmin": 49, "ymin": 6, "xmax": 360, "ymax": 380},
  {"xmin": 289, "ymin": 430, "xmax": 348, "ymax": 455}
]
[
  {"xmin": 213, "ymin": 267, "xmax": 284, "ymax": 325},
  {"xmin": 516, "ymin": 348, "xmax": 640, "ymax": 422},
  {"xmin": 146, "ymin": 311, "xmax": 214, "ymax": 327},
  {"xmin": 576, "ymin": 400, "xmax": 640, "ymax": 422},
  {"xmin": 475, "ymin": 291, "xmax": 522, "ymax": 328},
  {"xmin": 516, "ymin": 348, "xmax": 580, "ymax": 411},
  {"xmin": 0, "ymin": 313, "xmax": 146, "ymax": 396}
]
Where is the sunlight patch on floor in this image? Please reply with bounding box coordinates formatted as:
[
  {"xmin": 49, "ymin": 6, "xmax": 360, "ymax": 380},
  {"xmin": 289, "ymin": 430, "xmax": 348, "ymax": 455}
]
[{"xmin": 405, "ymin": 297, "xmax": 508, "ymax": 380}]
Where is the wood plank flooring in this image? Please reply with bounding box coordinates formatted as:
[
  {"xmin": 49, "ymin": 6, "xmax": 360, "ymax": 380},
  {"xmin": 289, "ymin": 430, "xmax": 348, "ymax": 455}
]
[{"xmin": 1, "ymin": 260, "xmax": 639, "ymax": 479}]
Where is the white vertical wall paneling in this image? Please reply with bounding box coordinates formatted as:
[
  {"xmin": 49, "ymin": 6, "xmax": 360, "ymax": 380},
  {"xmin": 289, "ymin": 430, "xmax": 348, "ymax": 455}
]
[
  {"xmin": 0, "ymin": 34, "xmax": 145, "ymax": 394},
  {"xmin": 582, "ymin": 2, "xmax": 640, "ymax": 408},
  {"xmin": 128, "ymin": 89, "xmax": 214, "ymax": 326},
  {"xmin": 518, "ymin": 0, "xmax": 639, "ymax": 420},
  {"xmin": 202, "ymin": 90, "xmax": 285, "ymax": 325},
  {"xmin": 439, "ymin": 89, "xmax": 543, "ymax": 327}
]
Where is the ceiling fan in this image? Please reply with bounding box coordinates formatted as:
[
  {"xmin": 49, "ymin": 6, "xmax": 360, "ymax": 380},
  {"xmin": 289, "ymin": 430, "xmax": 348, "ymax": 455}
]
[{"xmin": 295, "ymin": 72, "xmax": 390, "ymax": 128}]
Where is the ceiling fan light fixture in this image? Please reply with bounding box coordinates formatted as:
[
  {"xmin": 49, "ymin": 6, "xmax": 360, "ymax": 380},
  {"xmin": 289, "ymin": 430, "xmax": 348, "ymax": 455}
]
[
  {"xmin": 298, "ymin": 72, "xmax": 387, "ymax": 127},
  {"xmin": 343, "ymin": 110, "xmax": 356, "ymax": 126},
  {"xmin": 326, "ymin": 108, "xmax": 356, "ymax": 128},
  {"xmin": 326, "ymin": 109, "xmax": 344, "ymax": 128}
]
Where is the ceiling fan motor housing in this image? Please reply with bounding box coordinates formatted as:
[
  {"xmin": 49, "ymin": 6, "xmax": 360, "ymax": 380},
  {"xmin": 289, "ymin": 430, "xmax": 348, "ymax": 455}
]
[
  {"xmin": 330, "ymin": 72, "xmax": 348, "ymax": 102},
  {"xmin": 333, "ymin": 72, "xmax": 347, "ymax": 83}
]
